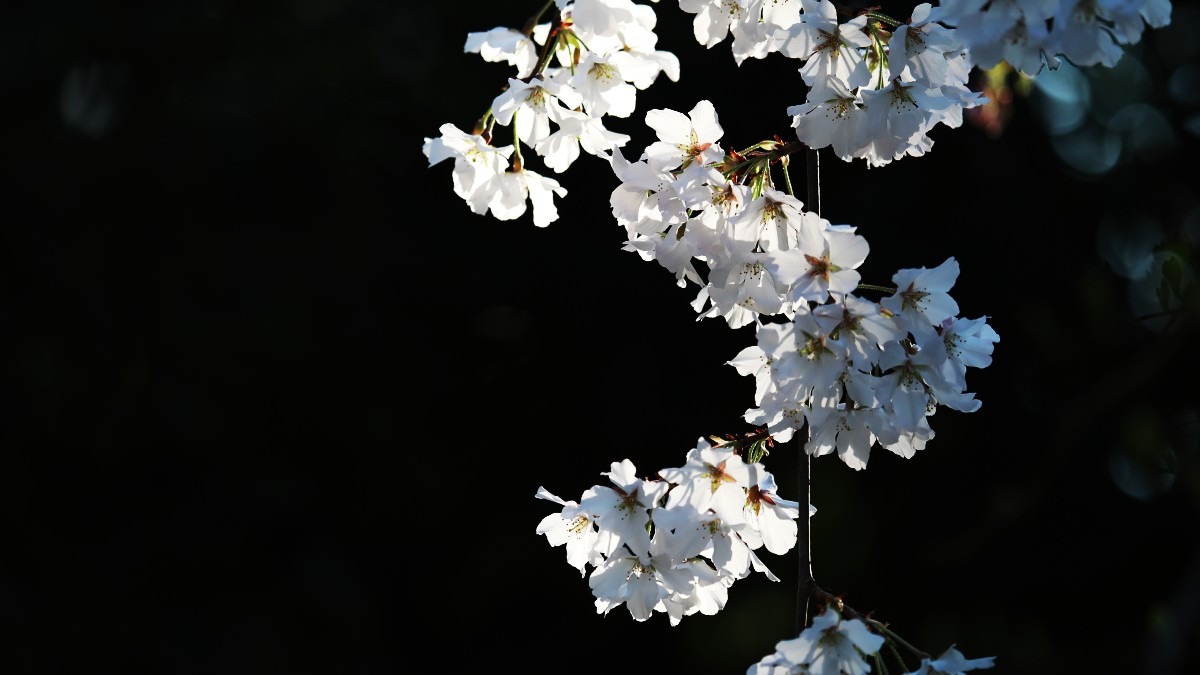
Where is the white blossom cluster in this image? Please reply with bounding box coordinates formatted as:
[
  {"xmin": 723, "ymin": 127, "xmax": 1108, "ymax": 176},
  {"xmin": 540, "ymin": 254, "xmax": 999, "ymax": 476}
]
[
  {"xmin": 423, "ymin": 0, "xmax": 680, "ymax": 226},
  {"xmin": 423, "ymin": 0, "xmax": 1177, "ymax": 230},
  {"xmin": 749, "ymin": 607, "xmax": 886, "ymax": 675},
  {"xmin": 679, "ymin": 0, "xmax": 1173, "ymax": 165},
  {"xmin": 535, "ymin": 438, "xmax": 811, "ymax": 625},
  {"xmin": 427, "ymin": 0, "xmax": 1171, "ymax": 668},
  {"xmin": 728, "ymin": 258, "xmax": 1002, "ymax": 470},
  {"xmin": 749, "ymin": 607, "xmax": 996, "ymax": 675},
  {"xmin": 932, "ymin": 0, "xmax": 1173, "ymax": 75},
  {"xmin": 609, "ymin": 99, "xmax": 999, "ymax": 468}
]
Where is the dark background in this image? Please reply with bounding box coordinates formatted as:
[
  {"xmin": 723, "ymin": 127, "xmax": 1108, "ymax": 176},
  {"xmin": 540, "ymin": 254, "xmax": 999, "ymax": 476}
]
[{"xmin": 3, "ymin": 1, "xmax": 1199, "ymax": 673}]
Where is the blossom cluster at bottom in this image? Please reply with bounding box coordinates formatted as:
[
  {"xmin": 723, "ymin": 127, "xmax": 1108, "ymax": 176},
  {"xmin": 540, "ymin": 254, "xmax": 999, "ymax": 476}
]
[
  {"xmin": 749, "ymin": 607, "xmax": 996, "ymax": 675},
  {"xmin": 535, "ymin": 437, "xmax": 811, "ymax": 625}
]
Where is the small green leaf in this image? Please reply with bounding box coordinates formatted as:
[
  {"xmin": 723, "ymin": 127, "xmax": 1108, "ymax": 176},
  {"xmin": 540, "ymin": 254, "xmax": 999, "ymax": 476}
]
[{"xmin": 747, "ymin": 439, "xmax": 769, "ymax": 464}]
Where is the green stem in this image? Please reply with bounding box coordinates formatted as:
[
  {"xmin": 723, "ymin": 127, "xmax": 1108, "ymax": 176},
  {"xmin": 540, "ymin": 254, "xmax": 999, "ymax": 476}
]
[
  {"xmin": 886, "ymin": 638, "xmax": 911, "ymax": 672},
  {"xmin": 806, "ymin": 148, "xmax": 820, "ymax": 217},
  {"xmin": 723, "ymin": 141, "xmax": 809, "ymax": 182},
  {"xmin": 855, "ymin": 282, "xmax": 897, "ymax": 294},
  {"xmin": 868, "ymin": 618, "xmax": 930, "ymax": 661},
  {"xmin": 522, "ymin": 0, "xmax": 557, "ymax": 36},
  {"xmin": 865, "ymin": 11, "xmax": 902, "ymax": 27},
  {"xmin": 510, "ymin": 109, "xmax": 524, "ymax": 170},
  {"xmin": 529, "ymin": 25, "xmax": 564, "ymax": 80}
]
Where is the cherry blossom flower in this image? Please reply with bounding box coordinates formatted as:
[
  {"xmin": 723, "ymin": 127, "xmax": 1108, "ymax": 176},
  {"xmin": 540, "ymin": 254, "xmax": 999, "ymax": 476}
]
[
  {"xmin": 658, "ymin": 438, "xmax": 753, "ymax": 513},
  {"xmin": 881, "ymin": 257, "xmax": 962, "ymax": 339},
  {"xmin": 768, "ymin": 221, "xmax": 869, "ymax": 305},
  {"xmin": 490, "ymin": 76, "xmax": 583, "ymax": 147},
  {"xmin": 733, "ymin": 466, "xmax": 801, "ymax": 556},
  {"xmin": 569, "ymin": 52, "xmax": 638, "ymax": 119},
  {"xmin": 421, "ymin": 123, "xmax": 514, "ymax": 217},
  {"xmin": 936, "ymin": 315, "xmax": 1000, "ymax": 392},
  {"xmin": 608, "ymin": 147, "xmax": 688, "ymax": 238},
  {"xmin": 534, "ymin": 487, "xmax": 603, "ymax": 576},
  {"xmin": 641, "ymin": 99, "xmax": 725, "ymax": 171},
  {"xmin": 463, "ymin": 26, "xmax": 540, "ymax": 78},
  {"xmin": 677, "ymin": 0, "xmax": 748, "ymax": 49},
  {"xmin": 889, "ymin": 4, "xmax": 960, "ymax": 87},
  {"xmin": 489, "ymin": 167, "xmax": 568, "ymax": 227},
  {"xmin": 812, "ymin": 294, "xmax": 908, "ymax": 368},
  {"xmin": 903, "ymin": 644, "xmax": 996, "ymax": 674},
  {"xmin": 789, "ymin": 76, "xmax": 870, "ymax": 162},
  {"xmin": 578, "ymin": 459, "xmax": 669, "ymax": 557},
  {"xmin": 783, "ymin": 0, "xmax": 872, "ymax": 90},
  {"xmin": 534, "ymin": 107, "xmax": 631, "ymax": 173}
]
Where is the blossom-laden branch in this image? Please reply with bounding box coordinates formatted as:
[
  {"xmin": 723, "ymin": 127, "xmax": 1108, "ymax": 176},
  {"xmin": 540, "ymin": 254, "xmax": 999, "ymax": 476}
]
[
  {"xmin": 535, "ymin": 436, "xmax": 997, "ymax": 674},
  {"xmin": 535, "ymin": 438, "xmax": 810, "ymax": 626},
  {"xmin": 604, "ymin": 98, "xmax": 1000, "ymax": 462},
  {"xmin": 426, "ymin": 0, "xmax": 1173, "ymax": 230},
  {"xmin": 750, "ymin": 602, "xmax": 997, "ymax": 674},
  {"xmin": 429, "ymin": 0, "xmax": 1174, "ymax": 672}
]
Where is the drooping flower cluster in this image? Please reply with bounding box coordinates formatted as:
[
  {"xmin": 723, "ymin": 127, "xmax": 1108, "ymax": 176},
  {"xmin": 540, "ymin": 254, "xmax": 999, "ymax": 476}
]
[
  {"xmin": 535, "ymin": 438, "xmax": 811, "ymax": 625},
  {"xmin": 611, "ymin": 99, "xmax": 867, "ymax": 329},
  {"xmin": 729, "ymin": 257, "xmax": 1001, "ymax": 469},
  {"xmin": 425, "ymin": 0, "xmax": 1175, "ymax": 227},
  {"xmin": 905, "ymin": 645, "xmax": 998, "ymax": 674},
  {"xmin": 749, "ymin": 607, "xmax": 995, "ymax": 675},
  {"xmin": 608, "ymin": 99, "xmax": 999, "ymax": 467},
  {"xmin": 933, "ymin": 0, "xmax": 1173, "ymax": 74},
  {"xmin": 748, "ymin": 607, "xmax": 885, "ymax": 675},
  {"xmin": 428, "ymin": 0, "xmax": 1173, "ymax": 671},
  {"xmin": 423, "ymin": 0, "xmax": 679, "ymax": 226},
  {"xmin": 677, "ymin": 0, "xmax": 1173, "ymax": 165}
]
